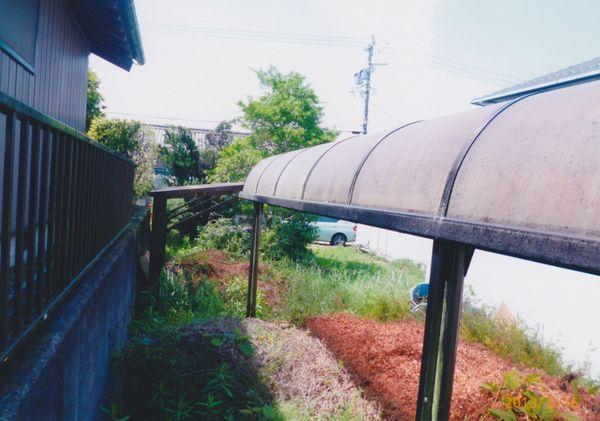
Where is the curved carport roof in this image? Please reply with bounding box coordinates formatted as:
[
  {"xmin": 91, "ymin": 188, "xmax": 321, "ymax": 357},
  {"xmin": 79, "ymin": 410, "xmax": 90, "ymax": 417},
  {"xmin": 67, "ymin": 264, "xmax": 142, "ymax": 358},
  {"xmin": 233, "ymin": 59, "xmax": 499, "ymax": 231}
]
[{"xmin": 240, "ymin": 80, "xmax": 600, "ymax": 275}]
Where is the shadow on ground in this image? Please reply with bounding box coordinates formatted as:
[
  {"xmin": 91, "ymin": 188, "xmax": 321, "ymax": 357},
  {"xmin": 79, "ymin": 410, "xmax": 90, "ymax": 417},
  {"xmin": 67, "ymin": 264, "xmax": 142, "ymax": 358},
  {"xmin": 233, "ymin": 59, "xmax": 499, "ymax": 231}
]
[{"xmin": 113, "ymin": 317, "xmax": 280, "ymax": 420}]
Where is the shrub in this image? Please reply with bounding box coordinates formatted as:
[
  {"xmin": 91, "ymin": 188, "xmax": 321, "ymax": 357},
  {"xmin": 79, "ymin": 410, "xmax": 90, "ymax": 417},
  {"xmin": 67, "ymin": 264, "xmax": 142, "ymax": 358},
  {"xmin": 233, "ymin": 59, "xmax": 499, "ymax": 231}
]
[
  {"xmin": 196, "ymin": 218, "xmax": 251, "ymax": 258},
  {"xmin": 261, "ymin": 213, "xmax": 317, "ymax": 261},
  {"xmin": 88, "ymin": 117, "xmax": 157, "ymax": 197}
]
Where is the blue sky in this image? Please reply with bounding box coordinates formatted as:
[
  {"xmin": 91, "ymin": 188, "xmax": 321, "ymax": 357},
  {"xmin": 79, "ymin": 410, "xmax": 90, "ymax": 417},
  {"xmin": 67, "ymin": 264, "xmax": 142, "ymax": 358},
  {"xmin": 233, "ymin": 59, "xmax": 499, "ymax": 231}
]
[
  {"xmin": 433, "ymin": 0, "xmax": 600, "ymax": 80},
  {"xmin": 92, "ymin": 0, "xmax": 600, "ymax": 133}
]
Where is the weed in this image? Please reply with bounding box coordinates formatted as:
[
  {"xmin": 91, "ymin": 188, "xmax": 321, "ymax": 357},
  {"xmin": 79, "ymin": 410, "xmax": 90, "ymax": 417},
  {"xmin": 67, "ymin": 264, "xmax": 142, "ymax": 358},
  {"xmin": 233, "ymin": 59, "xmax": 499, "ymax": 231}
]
[
  {"xmin": 275, "ymin": 246, "xmax": 424, "ymax": 324},
  {"xmin": 100, "ymin": 402, "xmax": 129, "ymax": 421},
  {"xmin": 483, "ymin": 370, "xmax": 579, "ymax": 420}
]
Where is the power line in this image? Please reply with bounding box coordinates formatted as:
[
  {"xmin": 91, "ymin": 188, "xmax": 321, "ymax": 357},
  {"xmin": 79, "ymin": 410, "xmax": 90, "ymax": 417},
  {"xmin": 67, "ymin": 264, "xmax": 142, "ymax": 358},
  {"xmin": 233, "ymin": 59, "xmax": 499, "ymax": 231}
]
[
  {"xmin": 381, "ymin": 48, "xmax": 522, "ymax": 87},
  {"xmin": 427, "ymin": 62, "xmax": 506, "ymax": 87},
  {"xmin": 141, "ymin": 22, "xmax": 368, "ymax": 48},
  {"xmin": 427, "ymin": 54, "xmax": 522, "ymax": 83},
  {"xmin": 106, "ymin": 111, "xmax": 225, "ymax": 125},
  {"xmin": 371, "ymin": 100, "xmax": 401, "ymax": 124}
]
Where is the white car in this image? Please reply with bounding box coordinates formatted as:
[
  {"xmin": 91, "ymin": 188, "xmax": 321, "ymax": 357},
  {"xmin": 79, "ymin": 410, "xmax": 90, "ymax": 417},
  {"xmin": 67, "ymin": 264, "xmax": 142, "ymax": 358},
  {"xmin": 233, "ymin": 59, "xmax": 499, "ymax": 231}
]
[{"xmin": 313, "ymin": 216, "xmax": 357, "ymax": 246}]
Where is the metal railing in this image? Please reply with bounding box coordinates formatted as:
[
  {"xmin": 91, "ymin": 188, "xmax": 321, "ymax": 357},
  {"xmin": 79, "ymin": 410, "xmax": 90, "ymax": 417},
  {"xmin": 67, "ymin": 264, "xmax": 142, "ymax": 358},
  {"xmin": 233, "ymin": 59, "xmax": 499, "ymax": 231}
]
[{"xmin": 0, "ymin": 93, "xmax": 135, "ymax": 361}]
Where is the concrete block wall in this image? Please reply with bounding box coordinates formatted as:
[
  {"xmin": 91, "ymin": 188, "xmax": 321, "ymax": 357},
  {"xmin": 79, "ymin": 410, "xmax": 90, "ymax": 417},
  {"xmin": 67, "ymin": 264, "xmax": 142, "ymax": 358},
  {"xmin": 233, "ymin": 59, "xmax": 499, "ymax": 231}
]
[{"xmin": 0, "ymin": 208, "xmax": 148, "ymax": 420}]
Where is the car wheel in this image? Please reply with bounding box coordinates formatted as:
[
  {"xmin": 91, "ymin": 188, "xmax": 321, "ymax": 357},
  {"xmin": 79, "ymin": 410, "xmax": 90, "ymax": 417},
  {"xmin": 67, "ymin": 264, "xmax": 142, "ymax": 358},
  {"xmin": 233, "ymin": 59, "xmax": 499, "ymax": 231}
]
[{"xmin": 330, "ymin": 233, "xmax": 347, "ymax": 246}]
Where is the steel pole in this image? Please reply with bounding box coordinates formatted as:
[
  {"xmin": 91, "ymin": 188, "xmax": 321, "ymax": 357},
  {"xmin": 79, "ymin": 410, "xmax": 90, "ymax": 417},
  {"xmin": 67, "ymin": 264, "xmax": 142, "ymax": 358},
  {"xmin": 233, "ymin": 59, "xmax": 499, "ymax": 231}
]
[
  {"xmin": 416, "ymin": 240, "xmax": 473, "ymax": 420},
  {"xmin": 246, "ymin": 202, "xmax": 263, "ymax": 318}
]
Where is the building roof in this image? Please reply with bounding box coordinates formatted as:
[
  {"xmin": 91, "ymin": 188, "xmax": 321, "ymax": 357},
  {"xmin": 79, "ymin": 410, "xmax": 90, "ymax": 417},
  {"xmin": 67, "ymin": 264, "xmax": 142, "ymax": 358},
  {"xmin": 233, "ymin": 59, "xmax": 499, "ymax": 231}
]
[
  {"xmin": 241, "ymin": 80, "xmax": 600, "ymax": 276},
  {"xmin": 472, "ymin": 56, "xmax": 600, "ymax": 106},
  {"xmin": 69, "ymin": 0, "xmax": 145, "ymax": 70}
]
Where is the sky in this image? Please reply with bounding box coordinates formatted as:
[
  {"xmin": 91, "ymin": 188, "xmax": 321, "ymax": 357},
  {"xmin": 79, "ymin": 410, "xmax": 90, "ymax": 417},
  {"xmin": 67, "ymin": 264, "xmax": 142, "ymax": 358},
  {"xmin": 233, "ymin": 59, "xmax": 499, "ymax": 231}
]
[
  {"xmin": 91, "ymin": 0, "xmax": 600, "ymax": 133},
  {"xmin": 91, "ymin": 0, "xmax": 600, "ymax": 376}
]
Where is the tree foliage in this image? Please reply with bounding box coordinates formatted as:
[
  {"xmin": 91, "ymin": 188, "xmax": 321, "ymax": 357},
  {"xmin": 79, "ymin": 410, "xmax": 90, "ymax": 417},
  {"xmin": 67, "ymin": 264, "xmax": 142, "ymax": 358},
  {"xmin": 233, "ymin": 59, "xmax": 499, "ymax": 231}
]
[
  {"xmin": 86, "ymin": 69, "xmax": 104, "ymax": 131},
  {"xmin": 87, "ymin": 118, "xmax": 157, "ymax": 196},
  {"xmin": 205, "ymin": 121, "xmax": 234, "ymax": 150},
  {"xmin": 239, "ymin": 67, "xmax": 337, "ymax": 155},
  {"xmin": 208, "ymin": 137, "xmax": 265, "ymax": 183},
  {"xmin": 160, "ymin": 127, "xmax": 203, "ymax": 186},
  {"xmin": 88, "ymin": 118, "xmax": 142, "ymax": 158},
  {"xmin": 210, "ymin": 68, "xmax": 337, "ymax": 184}
]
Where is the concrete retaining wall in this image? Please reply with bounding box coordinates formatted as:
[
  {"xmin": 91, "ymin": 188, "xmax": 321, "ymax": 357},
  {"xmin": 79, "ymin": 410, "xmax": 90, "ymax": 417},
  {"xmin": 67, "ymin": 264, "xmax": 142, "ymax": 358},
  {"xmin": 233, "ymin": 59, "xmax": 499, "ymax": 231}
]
[{"xmin": 0, "ymin": 208, "xmax": 148, "ymax": 420}]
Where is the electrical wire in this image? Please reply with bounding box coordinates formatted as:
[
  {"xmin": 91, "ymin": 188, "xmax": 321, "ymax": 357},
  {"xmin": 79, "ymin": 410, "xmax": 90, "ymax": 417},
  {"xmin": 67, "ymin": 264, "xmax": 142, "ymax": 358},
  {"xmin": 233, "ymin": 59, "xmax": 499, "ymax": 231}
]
[
  {"xmin": 106, "ymin": 111, "xmax": 224, "ymax": 124},
  {"xmin": 141, "ymin": 22, "xmax": 368, "ymax": 48}
]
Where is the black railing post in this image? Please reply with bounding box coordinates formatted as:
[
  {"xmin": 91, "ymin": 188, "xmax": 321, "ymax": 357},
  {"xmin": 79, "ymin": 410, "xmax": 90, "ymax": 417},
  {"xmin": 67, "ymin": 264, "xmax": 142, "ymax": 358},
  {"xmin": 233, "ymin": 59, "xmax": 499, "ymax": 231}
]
[
  {"xmin": 416, "ymin": 240, "xmax": 473, "ymax": 420},
  {"xmin": 149, "ymin": 195, "xmax": 168, "ymax": 287},
  {"xmin": 246, "ymin": 202, "xmax": 263, "ymax": 318},
  {"xmin": 0, "ymin": 94, "xmax": 138, "ymax": 361},
  {"xmin": 0, "ymin": 111, "xmax": 16, "ymax": 350}
]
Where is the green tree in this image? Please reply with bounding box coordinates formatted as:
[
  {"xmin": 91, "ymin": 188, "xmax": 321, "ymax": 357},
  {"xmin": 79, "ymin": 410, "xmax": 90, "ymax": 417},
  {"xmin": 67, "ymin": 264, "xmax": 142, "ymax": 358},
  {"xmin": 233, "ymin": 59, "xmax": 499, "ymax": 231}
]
[
  {"xmin": 160, "ymin": 127, "xmax": 202, "ymax": 186},
  {"xmin": 86, "ymin": 69, "xmax": 104, "ymax": 131},
  {"xmin": 210, "ymin": 68, "xmax": 337, "ymax": 183},
  {"xmin": 205, "ymin": 121, "xmax": 234, "ymax": 150},
  {"xmin": 239, "ymin": 67, "xmax": 337, "ymax": 155},
  {"xmin": 88, "ymin": 118, "xmax": 141, "ymax": 158},
  {"xmin": 208, "ymin": 137, "xmax": 265, "ymax": 183},
  {"xmin": 198, "ymin": 121, "xmax": 235, "ymax": 176},
  {"xmin": 88, "ymin": 118, "xmax": 158, "ymax": 196}
]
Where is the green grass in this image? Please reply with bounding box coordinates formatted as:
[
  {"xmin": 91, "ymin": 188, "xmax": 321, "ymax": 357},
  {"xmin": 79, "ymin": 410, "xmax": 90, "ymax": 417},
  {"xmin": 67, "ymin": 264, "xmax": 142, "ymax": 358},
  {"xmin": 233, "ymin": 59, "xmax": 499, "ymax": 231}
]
[
  {"xmin": 460, "ymin": 302, "xmax": 566, "ymax": 376},
  {"xmin": 273, "ymin": 245, "xmax": 426, "ymax": 324}
]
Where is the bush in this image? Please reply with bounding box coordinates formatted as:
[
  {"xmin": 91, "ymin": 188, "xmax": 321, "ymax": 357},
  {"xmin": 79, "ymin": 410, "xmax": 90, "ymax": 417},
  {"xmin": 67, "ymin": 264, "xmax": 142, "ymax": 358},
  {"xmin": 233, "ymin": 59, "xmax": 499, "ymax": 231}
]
[
  {"xmin": 261, "ymin": 213, "xmax": 317, "ymax": 261},
  {"xmin": 88, "ymin": 118, "xmax": 157, "ymax": 197},
  {"xmin": 196, "ymin": 218, "xmax": 251, "ymax": 258}
]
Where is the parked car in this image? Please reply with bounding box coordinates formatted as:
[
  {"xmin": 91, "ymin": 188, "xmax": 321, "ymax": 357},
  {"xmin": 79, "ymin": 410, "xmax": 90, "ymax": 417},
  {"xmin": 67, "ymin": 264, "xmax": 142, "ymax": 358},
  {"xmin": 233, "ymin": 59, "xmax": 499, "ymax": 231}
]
[{"xmin": 312, "ymin": 216, "xmax": 357, "ymax": 246}]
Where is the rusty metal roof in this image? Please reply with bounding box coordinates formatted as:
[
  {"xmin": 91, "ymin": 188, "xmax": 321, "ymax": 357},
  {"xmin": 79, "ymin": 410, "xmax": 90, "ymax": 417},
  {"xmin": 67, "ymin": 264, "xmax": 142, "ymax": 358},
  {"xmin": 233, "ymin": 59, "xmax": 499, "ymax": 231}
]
[{"xmin": 240, "ymin": 80, "xmax": 600, "ymax": 275}]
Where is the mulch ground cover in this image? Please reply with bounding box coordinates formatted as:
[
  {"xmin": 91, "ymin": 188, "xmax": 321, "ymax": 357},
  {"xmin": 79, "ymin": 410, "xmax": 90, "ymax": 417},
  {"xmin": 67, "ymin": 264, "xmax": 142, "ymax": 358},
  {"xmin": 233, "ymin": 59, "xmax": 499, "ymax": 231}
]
[{"xmin": 307, "ymin": 313, "xmax": 600, "ymax": 420}]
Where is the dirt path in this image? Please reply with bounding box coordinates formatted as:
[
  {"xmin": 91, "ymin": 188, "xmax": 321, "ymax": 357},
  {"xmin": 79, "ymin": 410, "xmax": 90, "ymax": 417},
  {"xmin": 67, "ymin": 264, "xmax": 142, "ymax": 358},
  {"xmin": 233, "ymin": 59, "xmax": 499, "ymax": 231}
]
[{"xmin": 307, "ymin": 313, "xmax": 599, "ymax": 420}]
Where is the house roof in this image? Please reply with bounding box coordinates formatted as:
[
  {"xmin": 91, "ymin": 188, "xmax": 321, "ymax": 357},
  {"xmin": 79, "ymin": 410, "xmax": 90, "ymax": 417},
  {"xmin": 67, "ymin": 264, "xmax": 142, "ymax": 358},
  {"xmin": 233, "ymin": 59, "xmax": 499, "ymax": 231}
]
[
  {"xmin": 69, "ymin": 0, "xmax": 145, "ymax": 70},
  {"xmin": 471, "ymin": 56, "xmax": 600, "ymax": 106},
  {"xmin": 241, "ymin": 80, "xmax": 600, "ymax": 276}
]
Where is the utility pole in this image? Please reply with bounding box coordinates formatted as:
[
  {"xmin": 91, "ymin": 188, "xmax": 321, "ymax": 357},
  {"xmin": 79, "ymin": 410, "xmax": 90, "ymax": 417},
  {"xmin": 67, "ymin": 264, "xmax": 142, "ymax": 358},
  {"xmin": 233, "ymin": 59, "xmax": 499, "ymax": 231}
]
[{"xmin": 354, "ymin": 36, "xmax": 386, "ymax": 134}]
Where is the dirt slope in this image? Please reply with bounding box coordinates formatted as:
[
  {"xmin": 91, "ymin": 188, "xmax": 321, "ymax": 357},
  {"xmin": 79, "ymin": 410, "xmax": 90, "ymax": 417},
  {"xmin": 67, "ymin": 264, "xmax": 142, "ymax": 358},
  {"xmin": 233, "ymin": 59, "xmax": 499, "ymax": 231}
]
[{"xmin": 307, "ymin": 313, "xmax": 600, "ymax": 420}]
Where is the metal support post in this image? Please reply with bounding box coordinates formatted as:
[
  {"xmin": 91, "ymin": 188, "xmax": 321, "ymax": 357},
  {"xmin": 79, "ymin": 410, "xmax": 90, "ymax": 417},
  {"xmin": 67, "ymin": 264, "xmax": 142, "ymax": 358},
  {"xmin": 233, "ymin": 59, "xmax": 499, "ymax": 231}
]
[
  {"xmin": 246, "ymin": 202, "xmax": 263, "ymax": 318},
  {"xmin": 416, "ymin": 240, "xmax": 473, "ymax": 420}
]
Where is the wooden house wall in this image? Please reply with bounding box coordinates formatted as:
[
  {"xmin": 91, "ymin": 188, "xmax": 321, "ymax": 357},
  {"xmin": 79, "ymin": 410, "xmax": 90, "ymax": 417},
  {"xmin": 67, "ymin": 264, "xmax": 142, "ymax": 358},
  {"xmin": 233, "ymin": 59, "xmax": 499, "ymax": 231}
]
[{"xmin": 0, "ymin": 0, "xmax": 89, "ymax": 132}]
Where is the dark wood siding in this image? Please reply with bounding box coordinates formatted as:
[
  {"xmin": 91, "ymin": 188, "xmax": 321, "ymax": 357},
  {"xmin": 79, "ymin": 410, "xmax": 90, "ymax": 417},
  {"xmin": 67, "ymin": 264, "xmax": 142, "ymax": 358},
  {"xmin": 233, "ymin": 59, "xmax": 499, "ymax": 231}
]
[{"xmin": 0, "ymin": 0, "xmax": 89, "ymax": 132}]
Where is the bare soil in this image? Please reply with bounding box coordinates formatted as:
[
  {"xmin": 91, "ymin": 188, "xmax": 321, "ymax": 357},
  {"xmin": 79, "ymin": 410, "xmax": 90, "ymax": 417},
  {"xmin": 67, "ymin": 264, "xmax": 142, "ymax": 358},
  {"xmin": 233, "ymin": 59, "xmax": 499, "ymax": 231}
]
[{"xmin": 307, "ymin": 313, "xmax": 600, "ymax": 420}]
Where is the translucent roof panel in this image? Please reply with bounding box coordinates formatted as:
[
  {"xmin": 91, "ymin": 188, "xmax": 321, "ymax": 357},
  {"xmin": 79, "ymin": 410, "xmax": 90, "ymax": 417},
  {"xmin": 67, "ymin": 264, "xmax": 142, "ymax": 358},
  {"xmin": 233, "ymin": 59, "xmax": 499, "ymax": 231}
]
[
  {"xmin": 448, "ymin": 82, "xmax": 600, "ymax": 238},
  {"xmin": 241, "ymin": 80, "xmax": 600, "ymax": 275},
  {"xmin": 351, "ymin": 105, "xmax": 503, "ymax": 214}
]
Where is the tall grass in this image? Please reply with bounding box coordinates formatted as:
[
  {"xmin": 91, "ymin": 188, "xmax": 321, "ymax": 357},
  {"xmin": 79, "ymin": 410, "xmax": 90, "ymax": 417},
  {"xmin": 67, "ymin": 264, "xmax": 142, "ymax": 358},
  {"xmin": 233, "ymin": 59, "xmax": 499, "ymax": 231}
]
[
  {"xmin": 274, "ymin": 246, "xmax": 426, "ymax": 324},
  {"xmin": 460, "ymin": 303, "xmax": 566, "ymax": 376}
]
